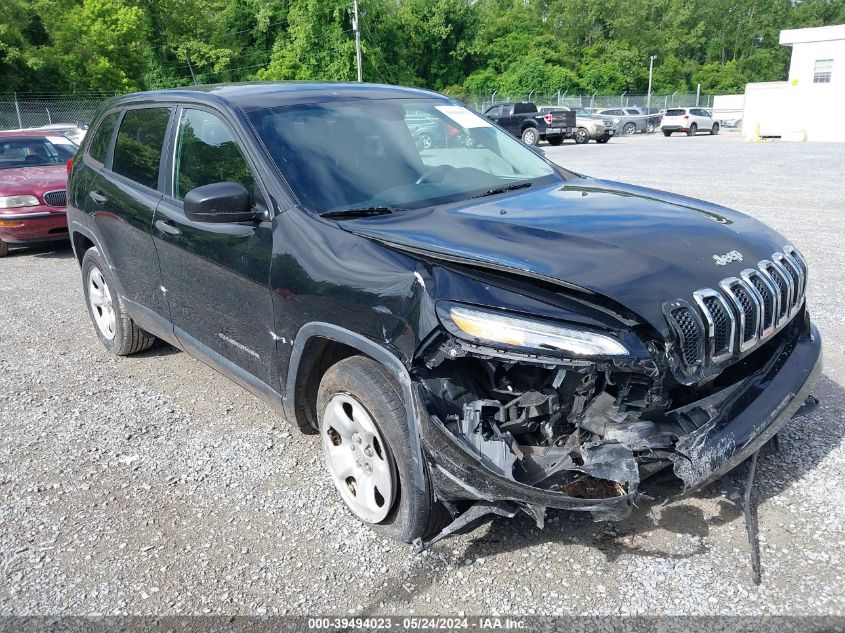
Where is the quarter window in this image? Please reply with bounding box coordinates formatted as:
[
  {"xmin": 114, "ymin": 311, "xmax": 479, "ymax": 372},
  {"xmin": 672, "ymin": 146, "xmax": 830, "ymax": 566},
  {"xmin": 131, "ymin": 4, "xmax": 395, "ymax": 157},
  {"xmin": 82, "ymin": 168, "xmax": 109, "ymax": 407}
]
[
  {"xmin": 173, "ymin": 109, "xmax": 255, "ymax": 201},
  {"xmin": 814, "ymin": 59, "xmax": 833, "ymax": 84},
  {"xmin": 112, "ymin": 108, "xmax": 171, "ymax": 189},
  {"xmin": 88, "ymin": 112, "xmax": 118, "ymax": 164}
]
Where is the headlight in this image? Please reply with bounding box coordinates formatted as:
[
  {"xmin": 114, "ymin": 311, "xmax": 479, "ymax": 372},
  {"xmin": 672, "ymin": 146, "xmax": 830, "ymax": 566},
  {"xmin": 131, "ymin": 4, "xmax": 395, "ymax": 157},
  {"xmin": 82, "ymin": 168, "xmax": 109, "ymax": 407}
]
[
  {"xmin": 0, "ymin": 195, "xmax": 40, "ymax": 209},
  {"xmin": 440, "ymin": 304, "xmax": 629, "ymax": 357}
]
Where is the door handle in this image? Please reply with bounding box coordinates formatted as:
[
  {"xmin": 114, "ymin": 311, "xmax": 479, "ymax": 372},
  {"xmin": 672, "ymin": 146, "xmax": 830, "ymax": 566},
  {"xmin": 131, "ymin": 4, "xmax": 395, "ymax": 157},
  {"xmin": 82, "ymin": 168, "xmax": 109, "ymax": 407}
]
[
  {"xmin": 89, "ymin": 190, "xmax": 107, "ymax": 205},
  {"xmin": 154, "ymin": 219, "xmax": 182, "ymax": 237}
]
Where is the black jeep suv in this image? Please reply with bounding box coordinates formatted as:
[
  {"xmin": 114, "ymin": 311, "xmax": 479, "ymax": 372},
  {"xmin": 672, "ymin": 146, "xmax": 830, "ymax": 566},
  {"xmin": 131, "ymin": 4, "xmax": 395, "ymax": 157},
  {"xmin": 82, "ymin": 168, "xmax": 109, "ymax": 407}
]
[{"xmin": 67, "ymin": 83, "xmax": 821, "ymax": 547}]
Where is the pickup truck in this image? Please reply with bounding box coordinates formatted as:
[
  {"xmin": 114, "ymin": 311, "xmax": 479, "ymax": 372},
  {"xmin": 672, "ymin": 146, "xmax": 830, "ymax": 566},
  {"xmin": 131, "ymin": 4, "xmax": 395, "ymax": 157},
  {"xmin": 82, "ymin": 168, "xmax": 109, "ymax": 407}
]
[{"xmin": 483, "ymin": 102, "xmax": 575, "ymax": 145}]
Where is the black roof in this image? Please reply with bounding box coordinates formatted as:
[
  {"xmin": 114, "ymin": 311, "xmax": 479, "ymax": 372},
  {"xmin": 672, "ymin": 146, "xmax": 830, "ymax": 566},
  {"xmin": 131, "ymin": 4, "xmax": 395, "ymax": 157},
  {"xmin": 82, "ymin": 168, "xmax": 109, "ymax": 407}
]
[{"xmin": 111, "ymin": 82, "xmax": 447, "ymax": 111}]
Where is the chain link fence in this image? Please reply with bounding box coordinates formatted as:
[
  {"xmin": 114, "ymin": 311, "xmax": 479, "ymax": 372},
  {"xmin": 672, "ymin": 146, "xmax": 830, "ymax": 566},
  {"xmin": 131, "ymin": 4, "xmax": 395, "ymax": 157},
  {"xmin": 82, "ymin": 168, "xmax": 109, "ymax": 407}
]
[
  {"xmin": 0, "ymin": 93, "xmax": 118, "ymax": 130},
  {"xmin": 1, "ymin": 90, "xmax": 722, "ymax": 131},
  {"xmin": 459, "ymin": 91, "xmax": 715, "ymax": 114}
]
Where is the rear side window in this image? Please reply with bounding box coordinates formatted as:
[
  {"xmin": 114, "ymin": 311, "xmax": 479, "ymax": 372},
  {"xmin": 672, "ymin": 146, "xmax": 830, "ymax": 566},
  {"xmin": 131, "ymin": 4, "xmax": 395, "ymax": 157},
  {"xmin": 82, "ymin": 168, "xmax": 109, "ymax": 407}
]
[
  {"xmin": 665, "ymin": 109, "xmax": 686, "ymax": 116},
  {"xmin": 112, "ymin": 108, "xmax": 171, "ymax": 189},
  {"xmin": 172, "ymin": 109, "xmax": 255, "ymax": 200},
  {"xmin": 88, "ymin": 112, "xmax": 118, "ymax": 164}
]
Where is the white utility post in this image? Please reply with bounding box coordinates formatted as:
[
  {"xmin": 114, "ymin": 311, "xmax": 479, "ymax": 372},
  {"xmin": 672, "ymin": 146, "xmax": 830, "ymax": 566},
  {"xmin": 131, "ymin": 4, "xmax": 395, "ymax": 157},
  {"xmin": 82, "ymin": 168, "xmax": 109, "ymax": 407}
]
[
  {"xmin": 646, "ymin": 55, "xmax": 657, "ymax": 111},
  {"xmin": 353, "ymin": 0, "xmax": 363, "ymax": 82}
]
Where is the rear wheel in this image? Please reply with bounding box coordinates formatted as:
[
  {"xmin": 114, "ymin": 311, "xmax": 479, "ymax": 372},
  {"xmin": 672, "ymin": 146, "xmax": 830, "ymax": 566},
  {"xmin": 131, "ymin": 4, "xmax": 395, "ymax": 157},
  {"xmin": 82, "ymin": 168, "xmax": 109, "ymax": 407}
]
[
  {"xmin": 663, "ymin": 130, "xmax": 672, "ymax": 137},
  {"xmin": 317, "ymin": 355, "xmax": 447, "ymax": 543},
  {"xmin": 646, "ymin": 122, "xmax": 655, "ymax": 134},
  {"xmin": 521, "ymin": 127, "xmax": 539, "ymax": 145},
  {"xmin": 0, "ymin": 239, "xmax": 8, "ymax": 258},
  {"xmin": 710, "ymin": 122, "xmax": 720, "ymax": 135},
  {"xmin": 81, "ymin": 247, "xmax": 156, "ymax": 356},
  {"xmin": 687, "ymin": 123, "xmax": 697, "ymax": 136},
  {"xmin": 573, "ymin": 128, "xmax": 590, "ymax": 144},
  {"xmin": 622, "ymin": 122, "xmax": 636, "ymax": 135},
  {"xmin": 546, "ymin": 135, "xmax": 563, "ymax": 146}
]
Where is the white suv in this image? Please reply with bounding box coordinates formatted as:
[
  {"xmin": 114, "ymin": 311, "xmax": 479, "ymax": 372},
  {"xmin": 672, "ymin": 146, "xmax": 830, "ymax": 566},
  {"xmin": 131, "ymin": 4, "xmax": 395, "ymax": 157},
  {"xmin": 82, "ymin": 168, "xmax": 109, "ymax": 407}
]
[{"xmin": 661, "ymin": 108, "xmax": 719, "ymax": 136}]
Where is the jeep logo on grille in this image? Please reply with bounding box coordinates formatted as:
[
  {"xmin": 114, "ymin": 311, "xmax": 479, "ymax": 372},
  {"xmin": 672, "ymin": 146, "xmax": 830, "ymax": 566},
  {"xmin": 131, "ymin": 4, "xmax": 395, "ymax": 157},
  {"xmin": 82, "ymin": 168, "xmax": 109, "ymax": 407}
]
[{"xmin": 713, "ymin": 250, "xmax": 743, "ymax": 266}]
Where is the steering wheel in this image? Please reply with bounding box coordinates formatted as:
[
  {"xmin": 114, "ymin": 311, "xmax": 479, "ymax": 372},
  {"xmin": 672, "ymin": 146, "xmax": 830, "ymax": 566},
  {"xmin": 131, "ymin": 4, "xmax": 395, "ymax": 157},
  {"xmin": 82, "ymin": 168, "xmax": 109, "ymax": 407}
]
[{"xmin": 415, "ymin": 164, "xmax": 454, "ymax": 185}]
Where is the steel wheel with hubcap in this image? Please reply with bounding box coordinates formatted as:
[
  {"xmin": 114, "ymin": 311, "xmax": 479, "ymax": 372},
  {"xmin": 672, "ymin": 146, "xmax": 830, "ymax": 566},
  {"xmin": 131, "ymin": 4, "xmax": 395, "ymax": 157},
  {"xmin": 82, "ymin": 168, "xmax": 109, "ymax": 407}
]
[
  {"xmin": 521, "ymin": 127, "xmax": 538, "ymax": 145},
  {"xmin": 320, "ymin": 393, "xmax": 397, "ymax": 524},
  {"xmin": 87, "ymin": 265, "xmax": 116, "ymax": 340}
]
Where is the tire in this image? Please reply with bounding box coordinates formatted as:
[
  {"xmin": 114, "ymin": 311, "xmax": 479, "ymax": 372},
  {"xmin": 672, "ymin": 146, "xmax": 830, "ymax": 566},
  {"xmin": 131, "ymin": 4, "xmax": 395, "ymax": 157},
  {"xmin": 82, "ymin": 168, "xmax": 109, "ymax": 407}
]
[
  {"xmin": 646, "ymin": 122, "xmax": 655, "ymax": 134},
  {"xmin": 416, "ymin": 132, "xmax": 433, "ymax": 150},
  {"xmin": 622, "ymin": 122, "xmax": 636, "ymax": 135},
  {"xmin": 596, "ymin": 135, "xmax": 610, "ymax": 144},
  {"xmin": 317, "ymin": 355, "xmax": 448, "ymax": 543},
  {"xmin": 521, "ymin": 127, "xmax": 539, "ymax": 145},
  {"xmin": 0, "ymin": 239, "xmax": 8, "ymax": 258},
  {"xmin": 573, "ymin": 128, "xmax": 590, "ymax": 144},
  {"xmin": 81, "ymin": 247, "xmax": 156, "ymax": 356},
  {"xmin": 710, "ymin": 122, "xmax": 720, "ymax": 135},
  {"xmin": 663, "ymin": 130, "xmax": 672, "ymax": 137},
  {"xmin": 687, "ymin": 123, "xmax": 697, "ymax": 136},
  {"xmin": 546, "ymin": 135, "xmax": 563, "ymax": 146}
]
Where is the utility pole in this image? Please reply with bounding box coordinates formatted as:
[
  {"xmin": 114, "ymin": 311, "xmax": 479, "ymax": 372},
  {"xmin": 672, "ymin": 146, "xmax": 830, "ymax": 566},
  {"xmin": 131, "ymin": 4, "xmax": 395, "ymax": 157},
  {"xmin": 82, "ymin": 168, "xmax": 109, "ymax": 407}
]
[
  {"xmin": 186, "ymin": 55, "xmax": 199, "ymax": 86},
  {"xmin": 646, "ymin": 55, "xmax": 657, "ymax": 111},
  {"xmin": 352, "ymin": 0, "xmax": 363, "ymax": 82}
]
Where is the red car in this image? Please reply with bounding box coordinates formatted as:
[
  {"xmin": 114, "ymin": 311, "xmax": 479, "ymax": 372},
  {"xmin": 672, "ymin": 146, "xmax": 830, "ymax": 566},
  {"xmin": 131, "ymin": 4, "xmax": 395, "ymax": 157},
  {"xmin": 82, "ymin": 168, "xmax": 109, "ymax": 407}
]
[{"xmin": 0, "ymin": 131, "xmax": 78, "ymax": 257}]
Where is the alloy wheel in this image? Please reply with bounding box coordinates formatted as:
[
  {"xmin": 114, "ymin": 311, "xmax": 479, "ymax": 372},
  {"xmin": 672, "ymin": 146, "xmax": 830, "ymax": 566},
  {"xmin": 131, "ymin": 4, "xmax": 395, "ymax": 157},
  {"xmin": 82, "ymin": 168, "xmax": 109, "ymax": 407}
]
[
  {"xmin": 87, "ymin": 265, "xmax": 116, "ymax": 340},
  {"xmin": 321, "ymin": 393, "xmax": 397, "ymax": 523}
]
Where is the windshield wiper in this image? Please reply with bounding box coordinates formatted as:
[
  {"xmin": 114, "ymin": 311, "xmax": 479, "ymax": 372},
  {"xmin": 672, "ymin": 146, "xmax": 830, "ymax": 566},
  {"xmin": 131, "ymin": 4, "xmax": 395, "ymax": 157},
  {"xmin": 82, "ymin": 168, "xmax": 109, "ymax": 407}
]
[
  {"xmin": 472, "ymin": 182, "xmax": 532, "ymax": 199},
  {"xmin": 320, "ymin": 206, "xmax": 401, "ymax": 219}
]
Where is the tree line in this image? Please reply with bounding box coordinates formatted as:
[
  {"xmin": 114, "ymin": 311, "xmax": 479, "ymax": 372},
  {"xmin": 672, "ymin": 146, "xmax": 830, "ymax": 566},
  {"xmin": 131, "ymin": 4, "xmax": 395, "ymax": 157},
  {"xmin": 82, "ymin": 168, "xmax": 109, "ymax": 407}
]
[{"xmin": 2, "ymin": 0, "xmax": 843, "ymax": 97}]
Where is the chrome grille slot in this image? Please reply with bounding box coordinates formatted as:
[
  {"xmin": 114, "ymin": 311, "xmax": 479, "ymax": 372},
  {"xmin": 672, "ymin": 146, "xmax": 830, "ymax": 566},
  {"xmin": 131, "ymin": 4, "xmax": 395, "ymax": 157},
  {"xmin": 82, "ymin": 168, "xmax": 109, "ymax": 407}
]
[
  {"xmin": 778, "ymin": 251, "xmax": 805, "ymax": 315},
  {"xmin": 693, "ymin": 289, "xmax": 734, "ymax": 362},
  {"xmin": 668, "ymin": 305, "xmax": 702, "ymax": 370},
  {"xmin": 720, "ymin": 277, "xmax": 760, "ymax": 351},
  {"xmin": 761, "ymin": 260, "xmax": 790, "ymax": 325},
  {"xmin": 742, "ymin": 269, "xmax": 776, "ymax": 339},
  {"xmin": 43, "ymin": 190, "xmax": 67, "ymax": 207}
]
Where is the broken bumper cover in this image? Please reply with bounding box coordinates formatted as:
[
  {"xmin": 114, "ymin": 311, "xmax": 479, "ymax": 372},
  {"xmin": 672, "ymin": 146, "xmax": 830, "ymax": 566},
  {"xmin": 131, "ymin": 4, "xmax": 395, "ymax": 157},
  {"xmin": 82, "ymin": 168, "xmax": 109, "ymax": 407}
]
[{"xmin": 418, "ymin": 323, "xmax": 822, "ymax": 520}]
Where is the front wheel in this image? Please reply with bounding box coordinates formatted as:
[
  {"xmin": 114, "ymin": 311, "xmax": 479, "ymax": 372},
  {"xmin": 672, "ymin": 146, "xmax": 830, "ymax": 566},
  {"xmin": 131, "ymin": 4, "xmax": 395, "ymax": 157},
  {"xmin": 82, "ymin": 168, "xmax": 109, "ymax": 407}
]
[
  {"xmin": 663, "ymin": 130, "xmax": 672, "ymax": 137},
  {"xmin": 710, "ymin": 122, "xmax": 720, "ymax": 135},
  {"xmin": 622, "ymin": 122, "xmax": 636, "ymax": 135},
  {"xmin": 546, "ymin": 135, "xmax": 563, "ymax": 146},
  {"xmin": 596, "ymin": 136, "xmax": 610, "ymax": 144},
  {"xmin": 687, "ymin": 123, "xmax": 697, "ymax": 136},
  {"xmin": 317, "ymin": 355, "xmax": 447, "ymax": 543},
  {"xmin": 81, "ymin": 247, "xmax": 156, "ymax": 355},
  {"xmin": 521, "ymin": 127, "xmax": 539, "ymax": 145},
  {"xmin": 573, "ymin": 128, "xmax": 590, "ymax": 144}
]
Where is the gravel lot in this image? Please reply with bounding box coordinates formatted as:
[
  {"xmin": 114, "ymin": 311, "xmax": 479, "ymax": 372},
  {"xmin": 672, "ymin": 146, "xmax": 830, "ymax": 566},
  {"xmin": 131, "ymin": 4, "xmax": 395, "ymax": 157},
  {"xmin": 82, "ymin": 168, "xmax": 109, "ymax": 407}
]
[{"xmin": 1, "ymin": 132, "xmax": 843, "ymax": 617}]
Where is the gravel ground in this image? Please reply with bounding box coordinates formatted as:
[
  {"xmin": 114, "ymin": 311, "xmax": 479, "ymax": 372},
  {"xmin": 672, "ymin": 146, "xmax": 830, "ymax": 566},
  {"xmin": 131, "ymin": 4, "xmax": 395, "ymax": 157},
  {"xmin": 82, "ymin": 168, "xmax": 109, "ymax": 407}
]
[{"xmin": 1, "ymin": 132, "xmax": 843, "ymax": 617}]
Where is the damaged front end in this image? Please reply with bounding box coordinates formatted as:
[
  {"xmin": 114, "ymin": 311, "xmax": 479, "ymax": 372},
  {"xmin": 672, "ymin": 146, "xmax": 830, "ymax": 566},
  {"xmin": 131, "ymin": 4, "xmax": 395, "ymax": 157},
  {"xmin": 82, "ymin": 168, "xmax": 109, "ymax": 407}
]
[{"xmin": 411, "ymin": 301, "xmax": 822, "ymax": 550}]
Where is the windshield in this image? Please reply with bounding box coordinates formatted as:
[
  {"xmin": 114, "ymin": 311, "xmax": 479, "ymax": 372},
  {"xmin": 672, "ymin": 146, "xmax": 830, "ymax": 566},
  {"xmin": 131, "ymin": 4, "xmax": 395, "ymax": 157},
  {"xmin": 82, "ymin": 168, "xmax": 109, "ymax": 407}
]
[
  {"xmin": 249, "ymin": 99, "xmax": 560, "ymax": 213},
  {"xmin": 0, "ymin": 136, "xmax": 78, "ymax": 169}
]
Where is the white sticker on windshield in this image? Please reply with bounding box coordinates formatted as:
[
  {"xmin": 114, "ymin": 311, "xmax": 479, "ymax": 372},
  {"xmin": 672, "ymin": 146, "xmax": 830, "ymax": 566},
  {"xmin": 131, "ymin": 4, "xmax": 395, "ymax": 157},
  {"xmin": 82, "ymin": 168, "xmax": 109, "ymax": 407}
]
[{"xmin": 435, "ymin": 105, "xmax": 492, "ymax": 129}]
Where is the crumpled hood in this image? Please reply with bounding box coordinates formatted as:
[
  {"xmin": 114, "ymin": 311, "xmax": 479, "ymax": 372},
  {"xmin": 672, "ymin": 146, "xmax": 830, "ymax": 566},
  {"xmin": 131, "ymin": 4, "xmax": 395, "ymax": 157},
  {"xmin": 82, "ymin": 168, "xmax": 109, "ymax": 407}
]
[
  {"xmin": 337, "ymin": 178, "xmax": 792, "ymax": 338},
  {"xmin": 0, "ymin": 165, "xmax": 66, "ymax": 196}
]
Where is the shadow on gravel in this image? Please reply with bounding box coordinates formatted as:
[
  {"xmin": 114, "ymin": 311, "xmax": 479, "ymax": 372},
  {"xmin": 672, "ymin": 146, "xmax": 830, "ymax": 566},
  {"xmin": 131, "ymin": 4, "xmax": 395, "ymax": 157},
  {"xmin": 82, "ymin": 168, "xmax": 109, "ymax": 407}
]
[
  {"xmin": 6, "ymin": 240, "xmax": 73, "ymax": 259},
  {"xmin": 359, "ymin": 373, "xmax": 844, "ymax": 611}
]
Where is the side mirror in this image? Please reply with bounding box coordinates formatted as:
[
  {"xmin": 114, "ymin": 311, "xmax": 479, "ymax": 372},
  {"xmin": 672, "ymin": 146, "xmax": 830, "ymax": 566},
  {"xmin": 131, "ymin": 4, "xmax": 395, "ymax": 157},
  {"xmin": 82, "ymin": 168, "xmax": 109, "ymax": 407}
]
[{"xmin": 183, "ymin": 182, "xmax": 257, "ymax": 223}]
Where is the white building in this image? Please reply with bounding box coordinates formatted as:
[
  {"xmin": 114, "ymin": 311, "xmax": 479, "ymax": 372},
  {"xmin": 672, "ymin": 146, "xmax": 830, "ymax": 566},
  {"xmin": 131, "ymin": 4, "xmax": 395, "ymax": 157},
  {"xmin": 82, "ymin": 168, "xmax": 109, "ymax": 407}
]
[{"xmin": 743, "ymin": 24, "xmax": 845, "ymax": 142}]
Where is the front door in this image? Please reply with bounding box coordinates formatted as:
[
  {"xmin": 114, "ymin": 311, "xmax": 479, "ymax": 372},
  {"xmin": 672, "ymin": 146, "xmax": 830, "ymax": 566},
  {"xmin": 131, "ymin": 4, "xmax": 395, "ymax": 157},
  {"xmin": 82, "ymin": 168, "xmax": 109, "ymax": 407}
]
[{"xmin": 152, "ymin": 106, "xmax": 277, "ymax": 390}]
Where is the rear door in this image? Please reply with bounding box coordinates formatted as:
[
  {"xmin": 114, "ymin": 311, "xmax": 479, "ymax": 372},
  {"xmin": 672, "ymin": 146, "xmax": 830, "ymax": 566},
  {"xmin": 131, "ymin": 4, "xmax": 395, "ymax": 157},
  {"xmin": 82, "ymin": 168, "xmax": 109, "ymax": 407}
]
[
  {"xmin": 85, "ymin": 106, "xmax": 173, "ymax": 327},
  {"xmin": 152, "ymin": 106, "xmax": 277, "ymax": 389}
]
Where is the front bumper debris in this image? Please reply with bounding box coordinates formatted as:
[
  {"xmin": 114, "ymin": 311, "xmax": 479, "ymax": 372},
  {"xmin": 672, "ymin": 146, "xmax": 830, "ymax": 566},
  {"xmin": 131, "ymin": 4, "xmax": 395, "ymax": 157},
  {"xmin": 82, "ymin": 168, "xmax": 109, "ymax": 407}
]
[{"xmin": 413, "ymin": 322, "xmax": 822, "ymax": 551}]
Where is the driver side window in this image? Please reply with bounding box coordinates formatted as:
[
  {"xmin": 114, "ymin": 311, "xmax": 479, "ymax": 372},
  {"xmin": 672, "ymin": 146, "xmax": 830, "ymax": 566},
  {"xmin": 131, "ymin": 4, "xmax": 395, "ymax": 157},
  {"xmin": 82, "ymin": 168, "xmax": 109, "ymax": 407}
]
[{"xmin": 173, "ymin": 109, "xmax": 255, "ymax": 201}]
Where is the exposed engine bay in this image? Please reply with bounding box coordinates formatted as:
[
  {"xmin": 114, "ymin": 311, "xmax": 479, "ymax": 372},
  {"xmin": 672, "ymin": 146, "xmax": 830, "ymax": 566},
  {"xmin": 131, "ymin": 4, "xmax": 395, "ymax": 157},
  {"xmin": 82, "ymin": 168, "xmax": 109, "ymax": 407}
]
[{"xmin": 411, "ymin": 312, "xmax": 818, "ymax": 555}]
